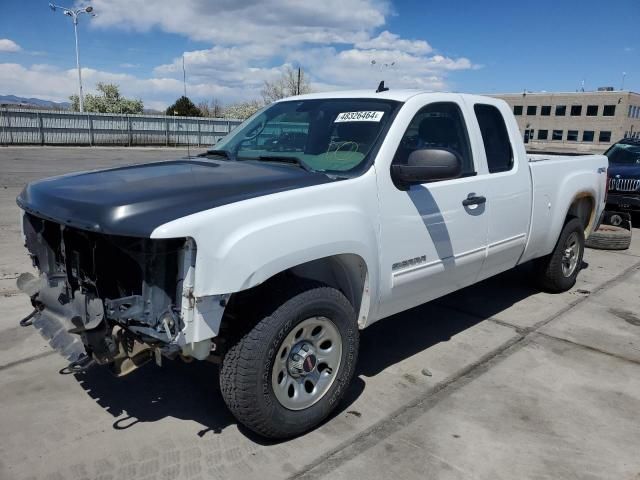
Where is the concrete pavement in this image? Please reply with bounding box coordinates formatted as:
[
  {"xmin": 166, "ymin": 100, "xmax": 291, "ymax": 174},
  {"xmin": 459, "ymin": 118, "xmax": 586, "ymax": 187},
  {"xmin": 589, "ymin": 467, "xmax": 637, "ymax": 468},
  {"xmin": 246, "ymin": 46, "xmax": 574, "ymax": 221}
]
[{"xmin": 0, "ymin": 147, "xmax": 638, "ymax": 480}]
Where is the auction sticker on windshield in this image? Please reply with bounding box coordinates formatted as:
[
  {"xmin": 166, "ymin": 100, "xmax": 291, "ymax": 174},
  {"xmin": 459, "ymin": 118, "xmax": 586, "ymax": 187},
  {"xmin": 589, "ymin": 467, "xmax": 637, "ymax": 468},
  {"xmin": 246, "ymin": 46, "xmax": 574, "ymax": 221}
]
[{"xmin": 335, "ymin": 111, "xmax": 384, "ymax": 122}]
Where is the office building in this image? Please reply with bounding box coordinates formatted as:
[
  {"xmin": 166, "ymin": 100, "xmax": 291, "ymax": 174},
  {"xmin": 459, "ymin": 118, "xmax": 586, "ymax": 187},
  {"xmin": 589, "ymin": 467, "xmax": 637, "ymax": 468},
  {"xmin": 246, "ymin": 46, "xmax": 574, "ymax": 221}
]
[{"xmin": 492, "ymin": 90, "xmax": 640, "ymax": 154}]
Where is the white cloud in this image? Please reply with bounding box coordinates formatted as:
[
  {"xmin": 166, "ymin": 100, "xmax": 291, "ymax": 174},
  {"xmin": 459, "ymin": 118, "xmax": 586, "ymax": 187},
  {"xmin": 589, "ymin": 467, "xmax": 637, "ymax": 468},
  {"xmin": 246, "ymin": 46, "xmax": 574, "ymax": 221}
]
[
  {"xmin": 3, "ymin": 1, "xmax": 477, "ymax": 107},
  {"xmin": 282, "ymin": 47, "xmax": 471, "ymax": 92},
  {"xmin": 0, "ymin": 39, "xmax": 21, "ymax": 52},
  {"xmin": 0, "ymin": 63, "xmax": 256, "ymax": 105},
  {"xmin": 355, "ymin": 31, "xmax": 432, "ymax": 55},
  {"xmin": 86, "ymin": 0, "xmax": 389, "ymax": 46}
]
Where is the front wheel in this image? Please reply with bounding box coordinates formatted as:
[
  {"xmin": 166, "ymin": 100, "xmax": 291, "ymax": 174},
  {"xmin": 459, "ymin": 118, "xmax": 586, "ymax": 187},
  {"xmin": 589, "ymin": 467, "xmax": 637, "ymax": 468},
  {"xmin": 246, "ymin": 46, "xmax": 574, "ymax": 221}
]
[
  {"xmin": 219, "ymin": 283, "xmax": 359, "ymax": 439},
  {"xmin": 534, "ymin": 217, "xmax": 585, "ymax": 293}
]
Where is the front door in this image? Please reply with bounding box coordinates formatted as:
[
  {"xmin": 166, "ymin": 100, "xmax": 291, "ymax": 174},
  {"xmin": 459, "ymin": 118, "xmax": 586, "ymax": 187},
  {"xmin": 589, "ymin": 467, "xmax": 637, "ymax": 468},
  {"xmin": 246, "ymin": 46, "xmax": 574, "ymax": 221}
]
[{"xmin": 376, "ymin": 98, "xmax": 490, "ymax": 319}]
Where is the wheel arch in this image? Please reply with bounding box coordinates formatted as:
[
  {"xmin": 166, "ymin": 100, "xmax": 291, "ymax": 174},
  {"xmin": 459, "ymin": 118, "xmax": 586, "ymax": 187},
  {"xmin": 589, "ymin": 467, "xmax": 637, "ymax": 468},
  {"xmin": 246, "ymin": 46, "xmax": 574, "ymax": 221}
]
[
  {"xmin": 565, "ymin": 193, "xmax": 596, "ymax": 236},
  {"xmin": 288, "ymin": 253, "xmax": 371, "ymax": 328},
  {"xmin": 225, "ymin": 253, "xmax": 372, "ymax": 331}
]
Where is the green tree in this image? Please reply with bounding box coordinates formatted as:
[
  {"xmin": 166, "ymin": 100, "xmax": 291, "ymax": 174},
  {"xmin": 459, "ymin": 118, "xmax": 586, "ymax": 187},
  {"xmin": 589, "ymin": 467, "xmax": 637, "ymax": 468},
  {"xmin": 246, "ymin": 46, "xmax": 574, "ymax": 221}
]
[
  {"xmin": 70, "ymin": 83, "xmax": 143, "ymax": 114},
  {"xmin": 165, "ymin": 96, "xmax": 202, "ymax": 117}
]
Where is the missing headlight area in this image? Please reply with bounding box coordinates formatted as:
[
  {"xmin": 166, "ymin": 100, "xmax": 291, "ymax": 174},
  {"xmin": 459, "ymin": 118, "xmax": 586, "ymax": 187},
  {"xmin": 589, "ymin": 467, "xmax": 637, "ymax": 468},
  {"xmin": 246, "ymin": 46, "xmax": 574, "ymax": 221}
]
[{"xmin": 19, "ymin": 212, "xmax": 191, "ymax": 375}]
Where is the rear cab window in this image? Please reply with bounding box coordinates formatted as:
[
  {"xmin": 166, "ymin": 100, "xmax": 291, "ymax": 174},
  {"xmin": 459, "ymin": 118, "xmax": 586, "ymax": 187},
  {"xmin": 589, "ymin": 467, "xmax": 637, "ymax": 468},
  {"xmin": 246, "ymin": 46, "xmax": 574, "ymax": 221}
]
[{"xmin": 473, "ymin": 104, "xmax": 514, "ymax": 173}]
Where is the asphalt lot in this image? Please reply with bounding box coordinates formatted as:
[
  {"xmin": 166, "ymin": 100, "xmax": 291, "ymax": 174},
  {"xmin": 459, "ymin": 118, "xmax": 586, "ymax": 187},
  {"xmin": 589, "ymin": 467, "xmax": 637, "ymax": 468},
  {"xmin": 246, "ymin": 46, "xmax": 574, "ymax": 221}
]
[{"xmin": 0, "ymin": 147, "xmax": 639, "ymax": 480}]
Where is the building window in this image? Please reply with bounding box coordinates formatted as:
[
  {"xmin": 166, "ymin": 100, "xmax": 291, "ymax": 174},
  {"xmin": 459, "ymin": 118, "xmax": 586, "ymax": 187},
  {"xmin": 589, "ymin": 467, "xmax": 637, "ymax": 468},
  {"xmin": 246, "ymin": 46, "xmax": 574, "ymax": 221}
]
[
  {"xmin": 526, "ymin": 105, "xmax": 537, "ymax": 115},
  {"xmin": 583, "ymin": 131, "xmax": 594, "ymax": 142},
  {"xmin": 570, "ymin": 105, "xmax": 582, "ymax": 116},
  {"xmin": 538, "ymin": 129, "xmax": 548, "ymax": 140},
  {"xmin": 555, "ymin": 105, "xmax": 566, "ymax": 116},
  {"xmin": 586, "ymin": 105, "xmax": 598, "ymax": 116},
  {"xmin": 603, "ymin": 105, "xmax": 616, "ymax": 116},
  {"xmin": 630, "ymin": 105, "xmax": 634, "ymax": 117},
  {"xmin": 567, "ymin": 130, "xmax": 579, "ymax": 141},
  {"xmin": 541, "ymin": 106, "xmax": 551, "ymax": 116},
  {"xmin": 598, "ymin": 131, "xmax": 612, "ymax": 143},
  {"xmin": 513, "ymin": 105, "xmax": 523, "ymax": 115},
  {"xmin": 524, "ymin": 129, "xmax": 535, "ymax": 143},
  {"xmin": 552, "ymin": 130, "xmax": 563, "ymax": 141}
]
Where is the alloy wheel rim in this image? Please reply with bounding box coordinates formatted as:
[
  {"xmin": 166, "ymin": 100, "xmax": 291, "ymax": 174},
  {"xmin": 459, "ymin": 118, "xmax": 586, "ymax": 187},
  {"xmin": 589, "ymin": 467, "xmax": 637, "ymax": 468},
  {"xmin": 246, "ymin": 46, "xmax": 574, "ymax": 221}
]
[
  {"xmin": 271, "ymin": 316, "xmax": 342, "ymax": 411},
  {"xmin": 561, "ymin": 232, "xmax": 580, "ymax": 277}
]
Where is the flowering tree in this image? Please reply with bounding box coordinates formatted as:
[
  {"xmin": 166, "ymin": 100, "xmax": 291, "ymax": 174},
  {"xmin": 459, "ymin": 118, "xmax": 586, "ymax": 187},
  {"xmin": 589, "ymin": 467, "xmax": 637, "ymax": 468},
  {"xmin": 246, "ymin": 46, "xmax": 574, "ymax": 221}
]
[
  {"xmin": 70, "ymin": 83, "xmax": 143, "ymax": 114},
  {"xmin": 222, "ymin": 100, "xmax": 263, "ymax": 120}
]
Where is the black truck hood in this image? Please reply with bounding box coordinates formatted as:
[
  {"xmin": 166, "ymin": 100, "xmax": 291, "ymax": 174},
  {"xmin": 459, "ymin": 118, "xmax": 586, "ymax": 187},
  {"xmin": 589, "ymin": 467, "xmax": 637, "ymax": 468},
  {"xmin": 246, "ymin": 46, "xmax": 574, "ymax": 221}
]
[
  {"xmin": 608, "ymin": 164, "xmax": 640, "ymax": 179},
  {"xmin": 17, "ymin": 158, "xmax": 336, "ymax": 237}
]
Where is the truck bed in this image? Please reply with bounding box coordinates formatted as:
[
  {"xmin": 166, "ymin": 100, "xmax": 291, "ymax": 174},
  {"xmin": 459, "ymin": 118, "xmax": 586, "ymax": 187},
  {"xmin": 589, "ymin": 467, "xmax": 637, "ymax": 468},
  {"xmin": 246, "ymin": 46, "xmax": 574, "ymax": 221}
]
[{"xmin": 519, "ymin": 153, "xmax": 608, "ymax": 264}]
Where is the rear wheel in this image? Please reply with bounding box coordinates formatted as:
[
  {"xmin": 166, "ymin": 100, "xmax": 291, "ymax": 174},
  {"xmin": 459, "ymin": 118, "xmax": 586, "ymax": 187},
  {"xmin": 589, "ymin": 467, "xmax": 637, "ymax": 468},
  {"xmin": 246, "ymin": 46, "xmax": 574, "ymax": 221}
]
[
  {"xmin": 534, "ymin": 217, "xmax": 585, "ymax": 293},
  {"xmin": 219, "ymin": 283, "xmax": 359, "ymax": 439}
]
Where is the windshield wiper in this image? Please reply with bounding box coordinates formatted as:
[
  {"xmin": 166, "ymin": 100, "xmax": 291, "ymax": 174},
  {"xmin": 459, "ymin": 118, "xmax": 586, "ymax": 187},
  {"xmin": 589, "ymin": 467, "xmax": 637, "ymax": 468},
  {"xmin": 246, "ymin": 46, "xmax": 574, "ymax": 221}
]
[
  {"xmin": 256, "ymin": 155, "xmax": 315, "ymax": 172},
  {"xmin": 200, "ymin": 149, "xmax": 234, "ymax": 160}
]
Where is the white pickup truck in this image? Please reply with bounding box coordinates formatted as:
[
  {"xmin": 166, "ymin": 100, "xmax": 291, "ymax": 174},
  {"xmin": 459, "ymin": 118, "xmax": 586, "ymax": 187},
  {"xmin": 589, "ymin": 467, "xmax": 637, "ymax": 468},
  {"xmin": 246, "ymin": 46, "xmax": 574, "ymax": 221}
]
[{"xmin": 16, "ymin": 89, "xmax": 607, "ymax": 438}]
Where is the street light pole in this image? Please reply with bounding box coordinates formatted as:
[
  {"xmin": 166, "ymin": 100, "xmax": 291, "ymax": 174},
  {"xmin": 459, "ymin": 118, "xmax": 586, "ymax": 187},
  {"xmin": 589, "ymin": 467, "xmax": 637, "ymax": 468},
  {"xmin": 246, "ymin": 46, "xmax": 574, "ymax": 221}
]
[
  {"xmin": 72, "ymin": 15, "xmax": 84, "ymax": 112},
  {"xmin": 48, "ymin": 3, "xmax": 95, "ymax": 113}
]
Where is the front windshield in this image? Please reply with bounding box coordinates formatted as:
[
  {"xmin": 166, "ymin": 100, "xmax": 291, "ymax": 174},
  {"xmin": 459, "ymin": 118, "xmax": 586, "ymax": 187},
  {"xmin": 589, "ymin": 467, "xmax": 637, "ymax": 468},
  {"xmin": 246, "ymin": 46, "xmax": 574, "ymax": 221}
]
[
  {"xmin": 605, "ymin": 143, "xmax": 640, "ymax": 165},
  {"xmin": 213, "ymin": 98, "xmax": 400, "ymax": 173}
]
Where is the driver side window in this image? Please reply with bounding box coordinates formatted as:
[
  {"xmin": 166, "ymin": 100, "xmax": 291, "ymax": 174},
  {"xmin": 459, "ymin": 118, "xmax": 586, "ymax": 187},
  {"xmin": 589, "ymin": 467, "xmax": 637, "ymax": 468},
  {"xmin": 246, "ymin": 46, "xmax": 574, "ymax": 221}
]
[{"xmin": 393, "ymin": 102, "xmax": 474, "ymax": 177}]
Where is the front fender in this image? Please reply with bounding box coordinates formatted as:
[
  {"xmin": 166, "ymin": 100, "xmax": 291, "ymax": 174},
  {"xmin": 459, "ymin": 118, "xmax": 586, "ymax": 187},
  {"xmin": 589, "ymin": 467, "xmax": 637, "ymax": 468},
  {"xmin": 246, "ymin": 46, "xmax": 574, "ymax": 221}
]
[
  {"xmin": 150, "ymin": 177, "xmax": 380, "ymax": 300},
  {"xmin": 205, "ymin": 208, "xmax": 378, "ymax": 295}
]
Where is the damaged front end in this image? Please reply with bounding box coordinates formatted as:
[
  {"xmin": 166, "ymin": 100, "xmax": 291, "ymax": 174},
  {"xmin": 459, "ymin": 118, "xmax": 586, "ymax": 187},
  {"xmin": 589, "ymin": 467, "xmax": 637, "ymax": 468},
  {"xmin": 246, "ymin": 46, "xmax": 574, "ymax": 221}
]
[{"xmin": 18, "ymin": 213, "xmax": 225, "ymax": 376}]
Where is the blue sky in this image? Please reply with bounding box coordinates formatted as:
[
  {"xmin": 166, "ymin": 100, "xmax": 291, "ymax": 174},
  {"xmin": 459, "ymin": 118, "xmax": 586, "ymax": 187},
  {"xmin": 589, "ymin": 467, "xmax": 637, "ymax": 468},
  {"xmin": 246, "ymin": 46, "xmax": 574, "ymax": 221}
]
[{"xmin": 0, "ymin": 0, "xmax": 637, "ymax": 110}]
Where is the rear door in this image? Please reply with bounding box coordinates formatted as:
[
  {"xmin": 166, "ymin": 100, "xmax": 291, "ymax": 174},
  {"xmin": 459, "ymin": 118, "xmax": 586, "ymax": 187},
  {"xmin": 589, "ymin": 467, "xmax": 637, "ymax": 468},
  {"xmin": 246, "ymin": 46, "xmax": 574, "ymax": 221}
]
[
  {"xmin": 375, "ymin": 95, "xmax": 491, "ymax": 319},
  {"xmin": 465, "ymin": 99, "xmax": 531, "ymax": 280}
]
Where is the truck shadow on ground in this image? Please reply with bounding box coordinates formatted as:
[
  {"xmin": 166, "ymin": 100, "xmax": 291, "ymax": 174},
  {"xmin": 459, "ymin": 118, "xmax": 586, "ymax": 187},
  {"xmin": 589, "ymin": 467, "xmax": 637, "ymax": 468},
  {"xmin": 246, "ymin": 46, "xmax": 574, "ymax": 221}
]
[
  {"xmin": 358, "ymin": 263, "xmax": 539, "ymax": 377},
  {"xmin": 71, "ymin": 263, "xmax": 541, "ymax": 442}
]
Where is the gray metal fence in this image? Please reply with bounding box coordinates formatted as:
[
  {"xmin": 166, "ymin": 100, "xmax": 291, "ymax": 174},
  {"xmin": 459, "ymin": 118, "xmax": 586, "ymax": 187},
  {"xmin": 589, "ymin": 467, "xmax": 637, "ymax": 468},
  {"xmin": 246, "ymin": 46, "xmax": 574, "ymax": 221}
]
[{"xmin": 0, "ymin": 107, "xmax": 242, "ymax": 146}]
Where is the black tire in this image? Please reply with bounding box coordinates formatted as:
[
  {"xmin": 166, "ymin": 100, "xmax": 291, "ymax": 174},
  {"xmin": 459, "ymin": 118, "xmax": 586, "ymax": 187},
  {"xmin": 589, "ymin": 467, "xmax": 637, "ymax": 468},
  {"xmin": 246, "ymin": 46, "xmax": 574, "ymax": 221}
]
[
  {"xmin": 534, "ymin": 217, "xmax": 585, "ymax": 293},
  {"xmin": 585, "ymin": 225, "xmax": 631, "ymax": 250},
  {"xmin": 219, "ymin": 282, "xmax": 359, "ymax": 439}
]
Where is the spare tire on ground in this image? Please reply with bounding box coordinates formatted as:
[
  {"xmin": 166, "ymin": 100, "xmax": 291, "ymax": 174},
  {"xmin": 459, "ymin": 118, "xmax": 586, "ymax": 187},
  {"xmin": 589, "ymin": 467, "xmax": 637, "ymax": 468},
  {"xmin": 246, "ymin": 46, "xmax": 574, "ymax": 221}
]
[{"xmin": 585, "ymin": 225, "xmax": 632, "ymax": 250}]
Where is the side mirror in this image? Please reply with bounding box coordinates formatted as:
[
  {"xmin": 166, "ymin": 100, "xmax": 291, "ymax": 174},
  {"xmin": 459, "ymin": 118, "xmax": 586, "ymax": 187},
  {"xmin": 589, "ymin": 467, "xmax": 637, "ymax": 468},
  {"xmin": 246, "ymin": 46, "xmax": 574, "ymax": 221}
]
[{"xmin": 391, "ymin": 148, "xmax": 462, "ymax": 187}]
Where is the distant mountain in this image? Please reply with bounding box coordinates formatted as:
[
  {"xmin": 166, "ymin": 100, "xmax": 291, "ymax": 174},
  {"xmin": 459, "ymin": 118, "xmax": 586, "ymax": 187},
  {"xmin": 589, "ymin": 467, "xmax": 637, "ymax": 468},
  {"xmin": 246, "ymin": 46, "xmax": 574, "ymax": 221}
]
[{"xmin": 0, "ymin": 95, "xmax": 70, "ymax": 109}]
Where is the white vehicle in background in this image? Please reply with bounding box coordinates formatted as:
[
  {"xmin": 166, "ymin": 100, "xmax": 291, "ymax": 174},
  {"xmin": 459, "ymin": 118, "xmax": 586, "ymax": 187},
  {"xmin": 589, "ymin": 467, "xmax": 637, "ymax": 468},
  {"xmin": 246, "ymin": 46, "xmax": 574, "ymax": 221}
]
[{"xmin": 17, "ymin": 87, "xmax": 607, "ymax": 438}]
